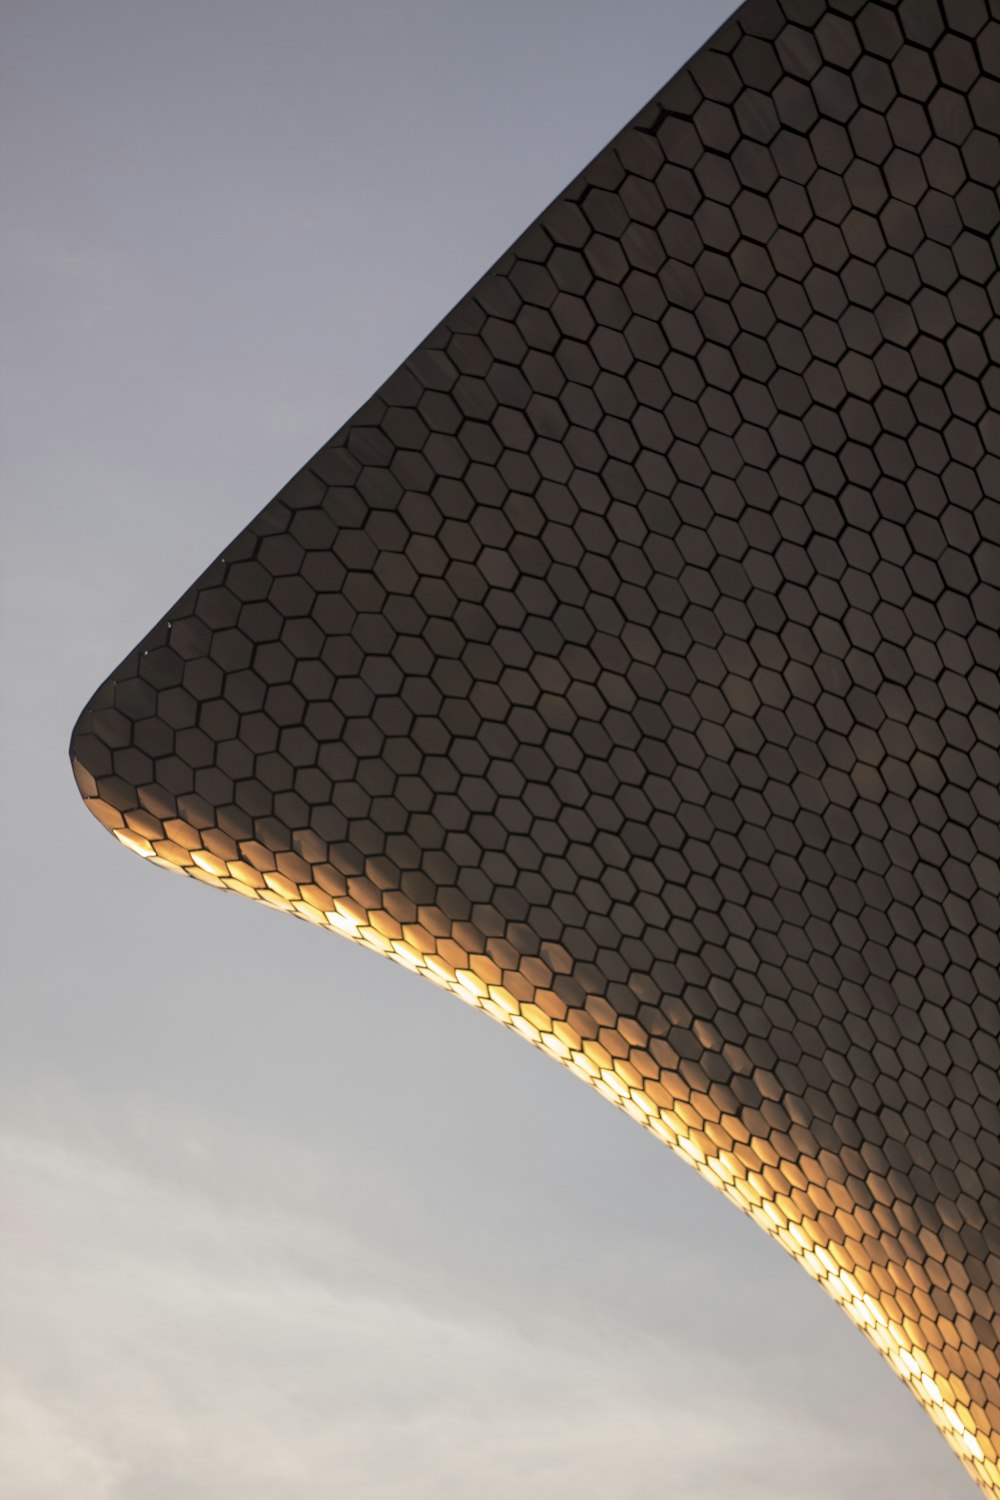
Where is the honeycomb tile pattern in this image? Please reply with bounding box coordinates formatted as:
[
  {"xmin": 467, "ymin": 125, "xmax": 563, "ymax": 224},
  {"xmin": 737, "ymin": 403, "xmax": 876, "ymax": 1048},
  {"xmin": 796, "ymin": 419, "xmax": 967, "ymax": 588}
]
[{"xmin": 71, "ymin": 0, "xmax": 1000, "ymax": 1487}]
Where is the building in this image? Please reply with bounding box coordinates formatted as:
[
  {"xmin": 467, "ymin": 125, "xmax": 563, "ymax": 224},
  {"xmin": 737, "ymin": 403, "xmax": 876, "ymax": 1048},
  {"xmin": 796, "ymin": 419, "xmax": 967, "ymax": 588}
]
[{"xmin": 70, "ymin": 0, "xmax": 1000, "ymax": 1488}]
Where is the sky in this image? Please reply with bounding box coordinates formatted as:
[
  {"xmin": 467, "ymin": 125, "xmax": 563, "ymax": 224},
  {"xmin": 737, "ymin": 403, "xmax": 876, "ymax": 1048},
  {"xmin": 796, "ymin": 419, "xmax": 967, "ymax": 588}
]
[{"xmin": 0, "ymin": 2, "xmax": 977, "ymax": 1496}]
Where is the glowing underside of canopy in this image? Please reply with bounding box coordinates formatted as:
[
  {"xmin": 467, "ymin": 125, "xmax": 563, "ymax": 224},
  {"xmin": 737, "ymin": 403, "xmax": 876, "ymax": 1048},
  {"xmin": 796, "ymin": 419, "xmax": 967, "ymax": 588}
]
[{"xmin": 68, "ymin": 793, "xmax": 998, "ymax": 1485}]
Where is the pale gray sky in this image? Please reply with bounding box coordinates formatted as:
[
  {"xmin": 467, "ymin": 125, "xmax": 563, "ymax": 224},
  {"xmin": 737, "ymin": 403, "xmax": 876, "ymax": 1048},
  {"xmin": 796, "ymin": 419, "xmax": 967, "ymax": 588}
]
[{"xmin": 0, "ymin": 2, "xmax": 974, "ymax": 1496}]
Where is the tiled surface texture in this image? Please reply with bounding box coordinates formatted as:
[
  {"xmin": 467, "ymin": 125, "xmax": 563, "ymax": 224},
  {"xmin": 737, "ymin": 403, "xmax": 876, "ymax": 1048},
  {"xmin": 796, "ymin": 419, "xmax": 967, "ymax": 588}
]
[{"xmin": 71, "ymin": 0, "xmax": 1000, "ymax": 1488}]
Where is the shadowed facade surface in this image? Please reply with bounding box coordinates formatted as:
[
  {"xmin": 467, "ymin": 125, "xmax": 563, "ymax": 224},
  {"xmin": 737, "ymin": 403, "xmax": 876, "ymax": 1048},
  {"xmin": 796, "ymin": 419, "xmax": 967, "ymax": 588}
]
[{"xmin": 70, "ymin": 0, "xmax": 1000, "ymax": 1488}]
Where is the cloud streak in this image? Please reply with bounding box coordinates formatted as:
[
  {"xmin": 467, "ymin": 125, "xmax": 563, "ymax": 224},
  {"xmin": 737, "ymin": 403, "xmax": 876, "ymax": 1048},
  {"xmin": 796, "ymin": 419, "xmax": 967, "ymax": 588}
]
[{"xmin": 1, "ymin": 1097, "xmax": 965, "ymax": 1500}]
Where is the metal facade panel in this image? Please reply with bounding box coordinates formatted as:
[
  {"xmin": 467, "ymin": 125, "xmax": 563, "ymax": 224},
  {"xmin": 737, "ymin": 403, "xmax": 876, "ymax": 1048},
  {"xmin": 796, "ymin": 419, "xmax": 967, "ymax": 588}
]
[{"xmin": 71, "ymin": 1, "xmax": 1000, "ymax": 1487}]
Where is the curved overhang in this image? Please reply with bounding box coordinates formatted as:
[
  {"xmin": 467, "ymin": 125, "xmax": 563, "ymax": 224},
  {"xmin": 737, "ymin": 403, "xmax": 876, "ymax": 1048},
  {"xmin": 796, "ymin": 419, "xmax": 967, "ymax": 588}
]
[{"xmin": 71, "ymin": 0, "xmax": 1000, "ymax": 1489}]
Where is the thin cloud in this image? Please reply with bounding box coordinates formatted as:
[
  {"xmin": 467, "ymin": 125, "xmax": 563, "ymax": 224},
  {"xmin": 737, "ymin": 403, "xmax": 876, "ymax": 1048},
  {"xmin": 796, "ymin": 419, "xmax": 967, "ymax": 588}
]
[{"xmin": 0, "ymin": 1106, "xmax": 964, "ymax": 1500}]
